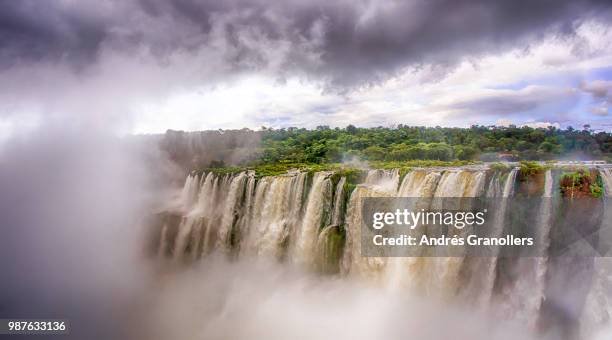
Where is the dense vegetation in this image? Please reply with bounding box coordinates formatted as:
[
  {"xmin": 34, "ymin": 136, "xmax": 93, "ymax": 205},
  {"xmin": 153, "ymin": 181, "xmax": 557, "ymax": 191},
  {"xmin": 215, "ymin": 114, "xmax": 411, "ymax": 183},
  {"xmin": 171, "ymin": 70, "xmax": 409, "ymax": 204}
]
[
  {"xmin": 162, "ymin": 125, "xmax": 611, "ymax": 172},
  {"xmin": 259, "ymin": 124, "xmax": 611, "ymax": 164}
]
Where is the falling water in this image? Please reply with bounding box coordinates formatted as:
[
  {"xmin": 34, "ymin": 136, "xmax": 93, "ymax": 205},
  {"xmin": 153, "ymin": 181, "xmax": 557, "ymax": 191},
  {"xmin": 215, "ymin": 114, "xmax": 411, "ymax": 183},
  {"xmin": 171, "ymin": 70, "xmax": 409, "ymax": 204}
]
[
  {"xmin": 292, "ymin": 172, "xmax": 333, "ymax": 267},
  {"xmin": 385, "ymin": 170, "xmax": 441, "ymax": 292},
  {"xmin": 215, "ymin": 172, "xmax": 251, "ymax": 250},
  {"xmin": 495, "ymin": 169, "xmax": 554, "ymax": 329},
  {"xmin": 330, "ymin": 176, "xmax": 346, "ymax": 227},
  {"xmin": 341, "ymin": 169, "xmax": 399, "ymax": 281},
  {"xmin": 419, "ymin": 170, "xmax": 486, "ymax": 297},
  {"xmin": 178, "ymin": 174, "xmax": 200, "ymax": 210},
  {"xmin": 531, "ymin": 170, "xmax": 554, "ymax": 319},
  {"xmin": 601, "ymin": 168, "xmax": 612, "ymax": 196},
  {"xmin": 580, "ymin": 168, "xmax": 612, "ymax": 338},
  {"xmin": 154, "ymin": 164, "xmax": 609, "ymax": 337},
  {"xmin": 460, "ymin": 167, "xmax": 518, "ymax": 307},
  {"xmin": 365, "ymin": 169, "xmax": 400, "ymax": 193},
  {"xmin": 243, "ymin": 172, "xmax": 308, "ymax": 259},
  {"xmin": 157, "ymin": 223, "xmax": 169, "ymax": 259}
]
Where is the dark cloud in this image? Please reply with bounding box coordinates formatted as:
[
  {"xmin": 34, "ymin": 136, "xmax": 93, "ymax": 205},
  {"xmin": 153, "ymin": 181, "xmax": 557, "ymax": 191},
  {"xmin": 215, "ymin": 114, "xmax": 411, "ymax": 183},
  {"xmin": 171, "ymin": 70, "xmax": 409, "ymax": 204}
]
[
  {"xmin": 0, "ymin": 1, "xmax": 109, "ymax": 68},
  {"xmin": 1, "ymin": 0, "xmax": 612, "ymax": 88}
]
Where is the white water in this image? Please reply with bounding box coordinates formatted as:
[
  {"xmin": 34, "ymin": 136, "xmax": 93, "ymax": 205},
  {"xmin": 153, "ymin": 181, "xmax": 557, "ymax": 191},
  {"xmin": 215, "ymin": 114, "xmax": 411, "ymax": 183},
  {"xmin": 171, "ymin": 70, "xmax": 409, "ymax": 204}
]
[
  {"xmin": 292, "ymin": 172, "xmax": 333, "ymax": 267},
  {"xmin": 157, "ymin": 165, "xmax": 612, "ymax": 338},
  {"xmin": 581, "ymin": 168, "xmax": 612, "ymax": 339},
  {"xmin": 243, "ymin": 172, "xmax": 307, "ymax": 258},
  {"xmin": 385, "ymin": 170, "xmax": 441, "ymax": 292},
  {"xmin": 330, "ymin": 176, "xmax": 346, "ymax": 227},
  {"xmin": 216, "ymin": 172, "xmax": 251, "ymax": 250},
  {"xmin": 421, "ymin": 170, "xmax": 486, "ymax": 297},
  {"xmin": 461, "ymin": 168, "xmax": 518, "ymax": 307},
  {"xmin": 495, "ymin": 169, "xmax": 554, "ymax": 329},
  {"xmin": 601, "ymin": 168, "xmax": 612, "ymax": 196},
  {"xmin": 341, "ymin": 185, "xmax": 392, "ymax": 281},
  {"xmin": 365, "ymin": 169, "xmax": 400, "ymax": 193}
]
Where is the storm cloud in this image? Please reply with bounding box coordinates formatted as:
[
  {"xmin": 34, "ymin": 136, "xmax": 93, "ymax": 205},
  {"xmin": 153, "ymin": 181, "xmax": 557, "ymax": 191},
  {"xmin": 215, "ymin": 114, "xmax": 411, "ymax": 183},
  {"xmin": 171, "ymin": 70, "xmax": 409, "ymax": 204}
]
[{"xmin": 2, "ymin": 0, "xmax": 612, "ymax": 89}]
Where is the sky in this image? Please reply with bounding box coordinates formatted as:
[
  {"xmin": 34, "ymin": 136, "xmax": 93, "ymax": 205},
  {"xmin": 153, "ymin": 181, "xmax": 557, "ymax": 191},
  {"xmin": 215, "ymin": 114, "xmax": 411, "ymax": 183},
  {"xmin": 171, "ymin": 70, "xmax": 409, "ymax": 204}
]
[{"xmin": 1, "ymin": 0, "xmax": 612, "ymax": 137}]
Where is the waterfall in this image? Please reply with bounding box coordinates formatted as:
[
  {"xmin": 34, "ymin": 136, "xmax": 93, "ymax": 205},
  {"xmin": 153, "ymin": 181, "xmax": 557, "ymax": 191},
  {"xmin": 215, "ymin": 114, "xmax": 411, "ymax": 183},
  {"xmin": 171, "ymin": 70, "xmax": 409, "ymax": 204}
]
[
  {"xmin": 292, "ymin": 172, "xmax": 333, "ymax": 267},
  {"xmin": 341, "ymin": 185, "xmax": 391, "ymax": 281},
  {"xmin": 601, "ymin": 168, "xmax": 612, "ymax": 196},
  {"xmin": 385, "ymin": 170, "xmax": 441, "ymax": 291},
  {"xmin": 154, "ymin": 163, "xmax": 609, "ymax": 336},
  {"xmin": 365, "ymin": 169, "xmax": 400, "ymax": 193},
  {"xmin": 330, "ymin": 176, "xmax": 346, "ymax": 227},
  {"xmin": 173, "ymin": 173, "xmax": 219, "ymax": 260},
  {"xmin": 495, "ymin": 169, "xmax": 554, "ymax": 329},
  {"xmin": 460, "ymin": 168, "xmax": 518, "ymax": 307},
  {"xmin": 419, "ymin": 170, "xmax": 486, "ymax": 297},
  {"xmin": 242, "ymin": 172, "xmax": 308, "ymax": 259},
  {"xmin": 158, "ymin": 223, "xmax": 169, "ymax": 259},
  {"xmin": 580, "ymin": 168, "xmax": 612, "ymax": 338},
  {"xmin": 531, "ymin": 170, "xmax": 554, "ymax": 316},
  {"xmin": 234, "ymin": 173, "xmax": 256, "ymax": 253},
  {"xmin": 315, "ymin": 225, "xmax": 345, "ymax": 274},
  {"xmin": 178, "ymin": 174, "xmax": 200, "ymax": 211},
  {"xmin": 215, "ymin": 172, "xmax": 251, "ymax": 250},
  {"xmin": 341, "ymin": 170, "xmax": 399, "ymax": 280},
  {"xmin": 312, "ymin": 175, "xmax": 347, "ymax": 273}
]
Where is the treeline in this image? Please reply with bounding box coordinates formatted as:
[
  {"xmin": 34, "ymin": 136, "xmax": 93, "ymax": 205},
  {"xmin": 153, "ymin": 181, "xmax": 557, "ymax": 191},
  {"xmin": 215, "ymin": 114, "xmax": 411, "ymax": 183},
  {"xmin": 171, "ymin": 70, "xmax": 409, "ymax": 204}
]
[{"xmin": 259, "ymin": 124, "xmax": 612, "ymax": 163}]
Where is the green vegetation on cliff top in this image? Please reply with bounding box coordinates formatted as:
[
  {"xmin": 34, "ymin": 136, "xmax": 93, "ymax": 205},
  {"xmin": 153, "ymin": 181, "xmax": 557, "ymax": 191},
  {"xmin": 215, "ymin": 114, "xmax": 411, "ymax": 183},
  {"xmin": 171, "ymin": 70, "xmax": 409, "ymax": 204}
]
[{"xmin": 198, "ymin": 160, "xmax": 479, "ymax": 178}]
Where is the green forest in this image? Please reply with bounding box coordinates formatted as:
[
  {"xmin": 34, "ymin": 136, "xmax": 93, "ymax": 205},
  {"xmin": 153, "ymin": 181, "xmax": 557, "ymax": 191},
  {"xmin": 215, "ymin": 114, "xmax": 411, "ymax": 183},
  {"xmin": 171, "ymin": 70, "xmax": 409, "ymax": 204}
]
[{"xmin": 258, "ymin": 124, "xmax": 611, "ymax": 164}]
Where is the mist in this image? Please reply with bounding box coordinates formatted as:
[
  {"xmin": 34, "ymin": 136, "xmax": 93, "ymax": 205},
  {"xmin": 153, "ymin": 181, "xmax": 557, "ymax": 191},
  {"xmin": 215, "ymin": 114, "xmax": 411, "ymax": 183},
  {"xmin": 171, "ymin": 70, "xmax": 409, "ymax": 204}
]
[
  {"xmin": 132, "ymin": 256, "xmax": 538, "ymax": 340},
  {"xmin": 0, "ymin": 123, "xmax": 170, "ymax": 338}
]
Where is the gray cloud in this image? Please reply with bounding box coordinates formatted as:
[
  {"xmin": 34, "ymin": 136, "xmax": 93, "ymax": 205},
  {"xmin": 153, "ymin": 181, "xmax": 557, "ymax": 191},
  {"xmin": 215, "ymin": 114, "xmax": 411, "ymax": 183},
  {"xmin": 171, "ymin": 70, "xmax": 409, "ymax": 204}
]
[
  {"xmin": 1, "ymin": 0, "xmax": 612, "ymax": 89},
  {"xmin": 446, "ymin": 86, "xmax": 579, "ymax": 116},
  {"xmin": 581, "ymin": 80, "xmax": 612, "ymax": 117},
  {"xmin": 581, "ymin": 80, "xmax": 612, "ymax": 99}
]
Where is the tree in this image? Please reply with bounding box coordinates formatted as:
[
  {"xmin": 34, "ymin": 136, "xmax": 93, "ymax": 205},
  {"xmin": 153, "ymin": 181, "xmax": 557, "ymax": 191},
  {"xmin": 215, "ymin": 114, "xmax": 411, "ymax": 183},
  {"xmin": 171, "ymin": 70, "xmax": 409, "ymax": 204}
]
[
  {"xmin": 538, "ymin": 141, "xmax": 556, "ymax": 153},
  {"xmin": 454, "ymin": 145, "xmax": 478, "ymax": 160},
  {"xmin": 363, "ymin": 146, "xmax": 386, "ymax": 160}
]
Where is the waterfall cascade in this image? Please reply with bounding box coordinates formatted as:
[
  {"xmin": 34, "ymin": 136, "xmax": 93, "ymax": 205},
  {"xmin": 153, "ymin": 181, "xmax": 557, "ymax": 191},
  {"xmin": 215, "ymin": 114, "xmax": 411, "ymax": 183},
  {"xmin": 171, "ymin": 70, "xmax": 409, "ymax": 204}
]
[{"xmin": 151, "ymin": 164, "xmax": 612, "ymax": 336}]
